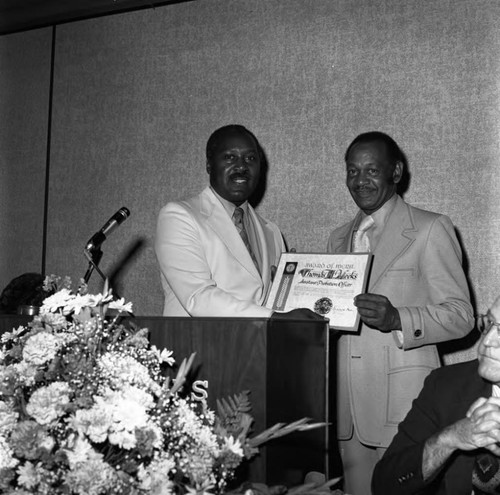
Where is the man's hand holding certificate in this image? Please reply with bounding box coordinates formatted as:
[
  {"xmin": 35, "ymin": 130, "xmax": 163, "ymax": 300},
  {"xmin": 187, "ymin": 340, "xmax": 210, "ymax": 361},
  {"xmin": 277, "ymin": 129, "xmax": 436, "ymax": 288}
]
[{"xmin": 265, "ymin": 253, "xmax": 373, "ymax": 331}]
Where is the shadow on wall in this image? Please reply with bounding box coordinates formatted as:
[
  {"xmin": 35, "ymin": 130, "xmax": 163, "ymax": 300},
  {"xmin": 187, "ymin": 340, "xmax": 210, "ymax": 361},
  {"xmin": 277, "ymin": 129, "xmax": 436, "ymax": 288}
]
[
  {"xmin": 107, "ymin": 237, "xmax": 147, "ymax": 300},
  {"xmin": 248, "ymin": 142, "xmax": 268, "ymax": 210},
  {"xmin": 397, "ymin": 148, "xmax": 411, "ymax": 198},
  {"xmin": 439, "ymin": 227, "xmax": 480, "ymax": 362}
]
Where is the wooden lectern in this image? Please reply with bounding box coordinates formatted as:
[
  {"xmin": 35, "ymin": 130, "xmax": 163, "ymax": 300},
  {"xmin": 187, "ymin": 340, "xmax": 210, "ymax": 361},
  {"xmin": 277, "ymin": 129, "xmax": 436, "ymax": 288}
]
[{"xmin": 139, "ymin": 316, "xmax": 337, "ymax": 485}]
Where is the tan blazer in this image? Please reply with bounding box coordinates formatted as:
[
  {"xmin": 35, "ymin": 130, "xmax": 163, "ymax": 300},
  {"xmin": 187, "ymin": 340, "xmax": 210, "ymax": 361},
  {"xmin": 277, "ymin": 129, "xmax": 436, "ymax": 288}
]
[
  {"xmin": 327, "ymin": 196, "xmax": 473, "ymax": 447},
  {"xmin": 155, "ymin": 187, "xmax": 285, "ymax": 317}
]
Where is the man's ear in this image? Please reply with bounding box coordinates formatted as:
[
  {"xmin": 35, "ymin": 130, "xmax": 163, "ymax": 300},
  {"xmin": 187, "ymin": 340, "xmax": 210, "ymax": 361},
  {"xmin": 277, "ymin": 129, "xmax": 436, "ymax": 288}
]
[
  {"xmin": 206, "ymin": 161, "xmax": 211, "ymax": 174},
  {"xmin": 393, "ymin": 161, "xmax": 403, "ymax": 184}
]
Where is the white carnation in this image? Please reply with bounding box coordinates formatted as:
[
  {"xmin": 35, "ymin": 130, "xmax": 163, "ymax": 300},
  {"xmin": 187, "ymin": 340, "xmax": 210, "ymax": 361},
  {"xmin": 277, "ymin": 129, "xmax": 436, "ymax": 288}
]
[
  {"xmin": 0, "ymin": 401, "xmax": 19, "ymax": 435},
  {"xmin": 0, "ymin": 434, "xmax": 18, "ymax": 469},
  {"xmin": 26, "ymin": 382, "xmax": 71, "ymax": 425},
  {"xmin": 22, "ymin": 332, "xmax": 60, "ymax": 365}
]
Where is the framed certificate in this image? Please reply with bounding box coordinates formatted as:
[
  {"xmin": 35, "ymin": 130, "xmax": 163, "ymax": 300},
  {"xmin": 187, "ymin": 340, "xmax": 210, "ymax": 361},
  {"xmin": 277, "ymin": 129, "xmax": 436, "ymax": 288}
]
[{"xmin": 265, "ymin": 253, "xmax": 373, "ymax": 331}]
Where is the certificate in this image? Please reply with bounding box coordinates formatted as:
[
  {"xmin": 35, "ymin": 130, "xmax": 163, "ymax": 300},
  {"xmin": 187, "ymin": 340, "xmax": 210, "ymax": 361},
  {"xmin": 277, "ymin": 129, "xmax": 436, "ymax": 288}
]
[{"xmin": 265, "ymin": 253, "xmax": 373, "ymax": 331}]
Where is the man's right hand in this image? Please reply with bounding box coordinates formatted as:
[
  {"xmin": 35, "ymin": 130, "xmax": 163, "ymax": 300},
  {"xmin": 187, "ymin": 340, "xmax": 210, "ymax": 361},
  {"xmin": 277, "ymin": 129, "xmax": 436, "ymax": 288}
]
[
  {"xmin": 461, "ymin": 396, "xmax": 500, "ymax": 454},
  {"xmin": 423, "ymin": 397, "xmax": 500, "ymax": 482}
]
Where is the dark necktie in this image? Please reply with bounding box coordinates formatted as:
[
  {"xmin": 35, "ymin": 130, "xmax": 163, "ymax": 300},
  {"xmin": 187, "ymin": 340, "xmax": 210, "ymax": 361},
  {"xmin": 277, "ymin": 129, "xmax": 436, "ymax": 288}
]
[
  {"xmin": 232, "ymin": 207, "xmax": 259, "ymax": 272},
  {"xmin": 472, "ymin": 451, "xmax": 500, "ymax": 494}
]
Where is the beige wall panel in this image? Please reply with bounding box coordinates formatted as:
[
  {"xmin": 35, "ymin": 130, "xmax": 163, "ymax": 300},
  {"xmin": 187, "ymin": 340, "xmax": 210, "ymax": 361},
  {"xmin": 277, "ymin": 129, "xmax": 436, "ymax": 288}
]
[
  {"xmin": 46, "ymin": 0, "xmax": 500, "ymax": 355},
  {"xmin": 0, "ymin": 28, "xmax": 51, "ymax": 290}
]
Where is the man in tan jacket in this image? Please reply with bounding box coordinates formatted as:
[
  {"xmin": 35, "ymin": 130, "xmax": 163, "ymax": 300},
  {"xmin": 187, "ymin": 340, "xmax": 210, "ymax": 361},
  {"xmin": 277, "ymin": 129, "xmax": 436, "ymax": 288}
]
[{"xmin": 327, "ymin": 131, "xmax": 474, "ymax": 494}]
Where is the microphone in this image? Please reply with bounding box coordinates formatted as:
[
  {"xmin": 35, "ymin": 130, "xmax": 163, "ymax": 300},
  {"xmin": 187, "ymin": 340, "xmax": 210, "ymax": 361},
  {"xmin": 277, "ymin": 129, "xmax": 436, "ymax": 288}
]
[{"xmin": 85, "ymin": 207, "xmax": 130, "ymax": 251}]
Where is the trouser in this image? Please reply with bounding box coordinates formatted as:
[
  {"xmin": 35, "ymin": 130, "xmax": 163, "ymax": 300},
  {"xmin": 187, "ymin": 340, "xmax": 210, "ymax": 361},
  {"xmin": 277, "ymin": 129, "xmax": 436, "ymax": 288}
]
[{"xmin": 339, "ymin": 431, "xmax": 386, "ymax": 495}]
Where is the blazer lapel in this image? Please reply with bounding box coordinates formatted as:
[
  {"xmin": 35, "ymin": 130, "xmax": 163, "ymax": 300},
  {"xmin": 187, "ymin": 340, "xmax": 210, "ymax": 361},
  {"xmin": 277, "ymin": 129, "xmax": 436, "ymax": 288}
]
[
  {"xmin": 201, "ymin": 188, "xmax": 261, "ymax": 281},
  {"xmin": 331, "ymin": 218, "xmax": 357, "ymax": 254},
  {"xmin": 369, "ymin": 197, "xmax": 415, "ymax": 290}
]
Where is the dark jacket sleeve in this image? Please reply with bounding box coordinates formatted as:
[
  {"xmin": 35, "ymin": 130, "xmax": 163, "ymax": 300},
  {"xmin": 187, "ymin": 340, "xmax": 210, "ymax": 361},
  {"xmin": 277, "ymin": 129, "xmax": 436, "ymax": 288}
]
[{"xmin": 372, "ymin": 360, "xmax": 482, "ymax": 495}]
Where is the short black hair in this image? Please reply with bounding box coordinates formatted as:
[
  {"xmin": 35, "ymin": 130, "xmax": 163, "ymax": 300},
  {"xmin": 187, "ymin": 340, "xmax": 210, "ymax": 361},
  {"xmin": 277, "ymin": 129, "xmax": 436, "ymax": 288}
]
[
  {"xmin": 345, "ymin": 131, "xmax": 404, "ymax": 166},
  {"xmin": 0, "ymin": 273, "xmax": 45, "ymax": 314},
  {"xmin": 206, "ymin": 125, "xmax": 260, "ymax": 162}
]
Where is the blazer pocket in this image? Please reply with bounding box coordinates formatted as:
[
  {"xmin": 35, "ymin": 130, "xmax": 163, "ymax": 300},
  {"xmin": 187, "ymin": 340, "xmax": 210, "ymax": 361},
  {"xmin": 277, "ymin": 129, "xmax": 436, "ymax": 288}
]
[
  {"xmin": 381, "ymin": 268, "xmax": 416, "ymax": 302},
  {"xmin": 383, "ymin": 345, "xmax": 439, "ymax": 425},
  {"xmin": 384, "ymin": 268, "xmax": 416, "ymax": 278}
]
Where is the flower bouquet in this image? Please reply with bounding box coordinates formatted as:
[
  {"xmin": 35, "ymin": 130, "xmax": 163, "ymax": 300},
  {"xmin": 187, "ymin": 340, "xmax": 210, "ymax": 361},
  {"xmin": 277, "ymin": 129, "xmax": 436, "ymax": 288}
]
[{"xmin": 0, "ymin": 276, "xmax": 339, "ymax": 495}]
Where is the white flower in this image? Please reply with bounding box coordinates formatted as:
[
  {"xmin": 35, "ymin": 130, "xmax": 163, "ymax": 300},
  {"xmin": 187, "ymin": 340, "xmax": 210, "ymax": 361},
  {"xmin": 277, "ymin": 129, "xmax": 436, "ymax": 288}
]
[
  {"xmin": 22, "ymin": 332, "xmax": 60, "ymax": 365},
  {"xmin": 176, "ymin": 399, "xmax": 220, "ymax": 456},
  {"xmin": 40, "ymin": 288, "xmax": 74, "ymax": 313},
  {"xmin": 72, "ymin": 405, "xmax": 113, "ymax": 443},
  {"xmin": 98, "ymin": 352, "xmax": 154, "ymax": 390},
  {"xmin": 72, "ymin": 386, "xmax": 154, "ymax": 449},
  {"xmin": 1, "ymin": 325, "xmax": 26, "ymax": 343},
  {"xmin": 64, "ymin": 435, "xmax": 98, "ymax": 469},
  {"xmin": 0, "ymin": 401, "xmax": 19, "ymax": 435},
  {"xmin": 38, "ymin": 311, "xmax": 68, "ymax": 330},
  {"xmin": 0, "ymin": 434, "xmax": 18, "ymax": 469},
  {"xmin": 17, "ymin": 461, "xmax": 39, "ymax": 488},
  {"xmin": 150, "ymin": 346, "xmax": 175, "ymax": 366},
  {"xmin": 223, "ymin": 436, "xmax": 244, "ymax": 457},
  {"xmin": 64, "ymin": 294, "xmax": 93, "ymax": 314},
  {"xmin": 65, "ymin": 451, "xmax": 116, "ymax": 495},
  {"xmin": 137, "ymin": 455, "xmax": 176, "ymax": 493},
  {"xmin": 160, "ymin": 348, "xmax": 175, "ymax": 366},
  {"xmin": 87, "ymin": 292, "xmax": 114, "ymax": 307},
  {"xmin": 15, "ymin": 361, "xmax": 39, "ymax": 387},
  {"xmin": 108, "ymin": 297, "xmax": 133, "ymax": 313},
  {"xmin": 112, "ymin": 396, "xmax": 149, "ymax": 431},
  {"xmin": 39, "ymin": 434, "xmax": 55, "ymax": 452},
  {"xmin": 26, "ymin": 382, "xmax": 71, "ymax": 425},
  {"xmin": 108, "ymin": 429, "xmax": 137, "ymax": 449}
]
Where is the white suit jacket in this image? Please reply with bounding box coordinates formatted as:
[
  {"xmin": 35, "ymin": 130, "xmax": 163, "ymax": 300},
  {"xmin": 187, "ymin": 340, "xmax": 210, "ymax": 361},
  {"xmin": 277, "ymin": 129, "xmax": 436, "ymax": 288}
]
[
  {"xmin": 327, "ymin": 196, "xmax": 474, "ymax": 447},
  {"xmin": 155, "ymin": 187, "xmax": 285, "ymax": 317}
]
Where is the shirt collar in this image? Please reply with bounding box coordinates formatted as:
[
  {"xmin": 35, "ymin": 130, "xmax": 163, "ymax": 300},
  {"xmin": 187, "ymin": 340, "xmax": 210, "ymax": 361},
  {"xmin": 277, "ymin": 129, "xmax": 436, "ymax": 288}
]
[
  {"xmin": 210, "ymin": 186, "xmax": 249, "ymax": 218},
  {"xmin": 357, "ymin": 193, "xmax": 398, "ymax": 228}
]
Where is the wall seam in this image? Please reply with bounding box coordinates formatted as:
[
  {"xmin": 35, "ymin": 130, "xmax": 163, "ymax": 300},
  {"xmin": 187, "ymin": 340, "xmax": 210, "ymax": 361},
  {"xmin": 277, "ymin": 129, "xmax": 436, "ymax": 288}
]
[{"xmin": 42, "ymin": 25, "xmax": 56, "ymax": 276}]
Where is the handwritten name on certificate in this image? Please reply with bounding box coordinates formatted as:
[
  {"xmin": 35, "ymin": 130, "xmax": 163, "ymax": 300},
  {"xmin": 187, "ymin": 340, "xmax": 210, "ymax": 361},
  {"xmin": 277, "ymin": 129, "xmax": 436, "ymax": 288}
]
[{"xmin": 265, "ymin": 253, "xmax": 373, "ymax": 331}]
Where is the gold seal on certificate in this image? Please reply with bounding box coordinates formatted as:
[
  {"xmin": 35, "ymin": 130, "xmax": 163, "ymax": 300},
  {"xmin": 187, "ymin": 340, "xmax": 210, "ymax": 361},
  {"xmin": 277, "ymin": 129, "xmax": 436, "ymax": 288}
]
[{"xmin": 265, "ymin": 253, "xmax": 373, "ymax": 331}]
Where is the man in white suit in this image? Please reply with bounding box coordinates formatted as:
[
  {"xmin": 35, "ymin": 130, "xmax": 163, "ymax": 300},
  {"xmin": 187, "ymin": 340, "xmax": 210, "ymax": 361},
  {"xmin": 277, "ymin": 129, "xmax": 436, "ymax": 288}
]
[
  {"xmin": 327, "ymin": 131, "xmax": 474, "ymax": 494},
  {"xmin": 156, "ymin": 124, "xmax": 320, "ymax": 320}
]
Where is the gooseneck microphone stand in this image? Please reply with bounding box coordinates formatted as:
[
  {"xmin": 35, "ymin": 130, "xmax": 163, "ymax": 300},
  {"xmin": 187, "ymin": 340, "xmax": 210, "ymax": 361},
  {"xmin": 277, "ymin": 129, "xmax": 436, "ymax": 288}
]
[
  {"xmin": 82, "ymin": 207, "xmax": 130, "ymax": 284},
  {"xmin": 83, "ymin": 246, "xmax": 107, "ymax": 284}
]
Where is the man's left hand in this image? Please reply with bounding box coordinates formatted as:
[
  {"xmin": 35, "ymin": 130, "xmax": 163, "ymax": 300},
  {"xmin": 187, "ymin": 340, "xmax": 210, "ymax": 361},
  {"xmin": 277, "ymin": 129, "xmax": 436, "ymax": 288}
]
[{"xmin": 354, "ymin": 293, "xmax": 401, "ymax": 331}]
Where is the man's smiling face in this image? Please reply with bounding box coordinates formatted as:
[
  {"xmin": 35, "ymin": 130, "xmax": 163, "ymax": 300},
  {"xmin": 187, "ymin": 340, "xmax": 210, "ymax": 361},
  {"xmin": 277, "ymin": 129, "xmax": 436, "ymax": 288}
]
[
  {"xmin": 206, "ymin": 130, "xmax": 261, "ymax": 206},
  {"xmin": 345, "ymin": 140, "xmax": 402, "ymax": 215}
]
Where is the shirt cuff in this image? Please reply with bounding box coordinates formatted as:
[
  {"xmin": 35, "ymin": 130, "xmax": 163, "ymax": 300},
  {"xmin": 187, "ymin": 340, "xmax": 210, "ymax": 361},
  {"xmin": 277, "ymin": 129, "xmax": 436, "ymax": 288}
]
[{"xmin": 393, "ymin": 329, "xmax": 404, "ymax": 348}]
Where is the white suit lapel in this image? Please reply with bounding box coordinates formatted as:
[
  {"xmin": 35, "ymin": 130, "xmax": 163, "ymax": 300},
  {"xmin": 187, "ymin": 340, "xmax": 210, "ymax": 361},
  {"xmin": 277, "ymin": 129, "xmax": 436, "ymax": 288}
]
[{"xmin": 201, "ymin": 188, "xmax": 262, "ymax": 281}]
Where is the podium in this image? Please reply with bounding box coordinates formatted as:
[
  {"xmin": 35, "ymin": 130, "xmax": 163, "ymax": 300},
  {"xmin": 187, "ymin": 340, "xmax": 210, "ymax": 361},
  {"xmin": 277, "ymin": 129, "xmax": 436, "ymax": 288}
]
[
  {"xmin": 0, "ymin": 315, "xmax": 339, "ymax": 485},
  {"xmin": 138, "ymin": 316, "xmax": 337, "ymax": 485}
]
